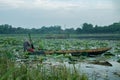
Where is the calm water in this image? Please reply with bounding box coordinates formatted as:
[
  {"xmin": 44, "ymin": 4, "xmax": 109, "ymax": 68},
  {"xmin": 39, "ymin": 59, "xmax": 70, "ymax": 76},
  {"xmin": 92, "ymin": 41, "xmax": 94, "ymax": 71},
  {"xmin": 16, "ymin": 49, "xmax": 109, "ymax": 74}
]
[{"xmin": 42, "ymin": 56, "xmax": 120, "ymax": 80}]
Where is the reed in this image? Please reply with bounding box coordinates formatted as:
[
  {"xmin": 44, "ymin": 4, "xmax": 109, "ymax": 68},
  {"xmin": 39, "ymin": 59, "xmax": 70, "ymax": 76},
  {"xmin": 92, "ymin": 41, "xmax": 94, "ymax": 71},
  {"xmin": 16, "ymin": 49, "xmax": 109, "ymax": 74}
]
[{"xmin": 0, "ymin": 52, "xmax": 88, "ymax": 80}]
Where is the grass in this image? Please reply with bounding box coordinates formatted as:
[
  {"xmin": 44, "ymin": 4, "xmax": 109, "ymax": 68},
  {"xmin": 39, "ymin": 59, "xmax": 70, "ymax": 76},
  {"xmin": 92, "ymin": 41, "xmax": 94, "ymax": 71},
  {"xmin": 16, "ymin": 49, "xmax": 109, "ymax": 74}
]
[{"xmin": 0, "ymin": 52, "xmax": 88, "ymax": 80}]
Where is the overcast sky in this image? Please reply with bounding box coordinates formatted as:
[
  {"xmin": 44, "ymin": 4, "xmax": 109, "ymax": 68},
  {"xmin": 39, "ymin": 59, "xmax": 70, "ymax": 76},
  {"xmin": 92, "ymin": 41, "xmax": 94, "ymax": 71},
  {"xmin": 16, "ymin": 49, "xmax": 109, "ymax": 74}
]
[{"xmin": 0, "ymin": 0, "xmax": 120, "ymax": 29}]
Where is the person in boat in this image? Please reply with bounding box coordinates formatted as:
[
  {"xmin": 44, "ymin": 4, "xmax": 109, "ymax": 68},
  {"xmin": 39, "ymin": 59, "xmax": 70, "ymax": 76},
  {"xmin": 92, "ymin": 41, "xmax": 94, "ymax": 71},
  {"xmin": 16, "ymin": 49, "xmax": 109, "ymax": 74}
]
[
  {"xmin": 23, "ymin": 38, "xmax": 34, "ymax": 53},
  {"xmin": 23, "ymin": 38, "xmax": 45, "ymax": 55}
]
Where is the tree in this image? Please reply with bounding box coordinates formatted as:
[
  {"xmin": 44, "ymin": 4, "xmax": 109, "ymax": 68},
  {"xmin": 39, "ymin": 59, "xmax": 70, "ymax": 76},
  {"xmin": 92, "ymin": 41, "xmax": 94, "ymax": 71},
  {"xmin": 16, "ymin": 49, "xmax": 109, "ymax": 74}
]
[
  {"xmin": 82, "ymin": 23, "xmax": 93, "ymax": 33},
  {"xmin": 0, "ymin": 22, "xmax": 120, "ymax": 34},
  {"xmin": 76, "ymin": 28, "xmax": 82, "ymax": 34}
]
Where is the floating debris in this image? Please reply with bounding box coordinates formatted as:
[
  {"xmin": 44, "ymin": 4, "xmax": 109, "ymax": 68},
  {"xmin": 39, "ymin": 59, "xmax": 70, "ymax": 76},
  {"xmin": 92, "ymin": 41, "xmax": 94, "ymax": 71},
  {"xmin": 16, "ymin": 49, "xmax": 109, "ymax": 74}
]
[
  {"xmin": 86, "ymin": 66, "xmax": 94, "ymax": 68},
  {"xmin": 113, "ymin": 72, "xmax": 120, "ymax": 77},
  {"xmin": 68, "ymin": 61, "xmax": 77, "ymax": 64},
  {"xmin": 117, "ymin": 59, "xmax": 120, "ymax": 63},
  {"xmin": 104, "ymin": 52, "xmax": 115, "ymax": 56},
  {"xmin": 89, "ymin": 61, "xmax": 112, "ymax": 66}
]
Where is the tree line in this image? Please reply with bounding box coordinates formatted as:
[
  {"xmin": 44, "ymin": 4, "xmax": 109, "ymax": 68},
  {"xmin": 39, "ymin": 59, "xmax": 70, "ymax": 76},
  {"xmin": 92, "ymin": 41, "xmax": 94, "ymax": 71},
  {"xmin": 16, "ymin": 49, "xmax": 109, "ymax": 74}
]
[{"xmin": 0, "ymin": 22, "xmax": 120, "ymax": 34}]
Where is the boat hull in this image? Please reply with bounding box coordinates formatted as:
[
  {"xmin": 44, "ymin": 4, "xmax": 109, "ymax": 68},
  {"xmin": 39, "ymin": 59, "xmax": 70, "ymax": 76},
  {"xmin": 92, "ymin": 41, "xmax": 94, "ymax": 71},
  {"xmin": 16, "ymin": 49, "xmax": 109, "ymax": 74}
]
[
  {"xmin": 28, "ymin": 47, "xmax": 111, "ymax": 56},
  {"xmin": 71, "ymin": 47, "xmax": 111, "ymax": 56}
]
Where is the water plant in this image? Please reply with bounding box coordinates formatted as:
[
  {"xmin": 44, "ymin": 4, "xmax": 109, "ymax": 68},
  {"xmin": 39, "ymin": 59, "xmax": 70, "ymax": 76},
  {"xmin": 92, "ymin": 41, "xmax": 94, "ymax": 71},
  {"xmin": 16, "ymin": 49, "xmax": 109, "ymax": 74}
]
[
  {"xmin": 0, "ymin": 50, "xmax": 88, "ymax": 80},
  {"xmin": 0, "ymin": 35, "xmax": 120, "ymax": 80}
]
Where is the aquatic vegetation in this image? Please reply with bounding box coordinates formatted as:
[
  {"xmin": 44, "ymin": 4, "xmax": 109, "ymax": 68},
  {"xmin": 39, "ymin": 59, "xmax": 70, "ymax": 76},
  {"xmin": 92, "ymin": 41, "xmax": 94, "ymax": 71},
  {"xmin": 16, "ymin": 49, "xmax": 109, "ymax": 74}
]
[
  {"xmin": 0, "ymin": 53, "xmax": 88, "ymax": 80},
  {"xmin": 0, "ymin": 35, "xmax": 120, "ymax": 80},
  {"xmin": 0, "ymin": 38, "xmax": 21, "ymax": 46},
  {"xmin": 117, "ymin": 59, "xmax": 120, "ymax": 63},
  {"xmin": 89, "ymin": 61, "xmax": 112, "ymax": 66}
]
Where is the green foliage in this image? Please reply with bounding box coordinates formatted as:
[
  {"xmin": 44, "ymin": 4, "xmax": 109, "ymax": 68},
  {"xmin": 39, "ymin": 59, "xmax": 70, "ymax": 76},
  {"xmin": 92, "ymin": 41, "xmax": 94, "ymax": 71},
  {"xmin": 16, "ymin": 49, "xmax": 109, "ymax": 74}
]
[
  {"xmin": 0, "ymin": 54, "xmax": 88, "ymax": 80},
  {"xmin": 38, "ymin": 40, "xmax": 44, "ymax": 50},
  {"xmin": 0, "ymin": 38, "xmax": 20, "ymax": 46},
  {"xmin": 0, "ymin": 35, "xmax": 120, "ymax": 80},
  {"xmin": 0, "ymin": 22, "xmax": 120, "ymax": 34}
]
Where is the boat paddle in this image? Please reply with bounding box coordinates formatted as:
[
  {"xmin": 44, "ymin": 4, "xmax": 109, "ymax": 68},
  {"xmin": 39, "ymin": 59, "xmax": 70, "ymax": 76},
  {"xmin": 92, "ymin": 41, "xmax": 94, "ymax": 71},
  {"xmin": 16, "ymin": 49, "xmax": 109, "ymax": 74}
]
[{"xmin": 28, "ymin": 33, "xmax": 34, "ymax": 49}]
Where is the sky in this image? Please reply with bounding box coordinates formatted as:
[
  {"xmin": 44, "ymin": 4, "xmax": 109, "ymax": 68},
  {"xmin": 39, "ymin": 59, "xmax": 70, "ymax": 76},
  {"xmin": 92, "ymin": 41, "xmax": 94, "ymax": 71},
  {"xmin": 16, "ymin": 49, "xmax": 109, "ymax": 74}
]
[{"xmin": 0, "ymin": 0, "xmax": 120, "ymax": 29}]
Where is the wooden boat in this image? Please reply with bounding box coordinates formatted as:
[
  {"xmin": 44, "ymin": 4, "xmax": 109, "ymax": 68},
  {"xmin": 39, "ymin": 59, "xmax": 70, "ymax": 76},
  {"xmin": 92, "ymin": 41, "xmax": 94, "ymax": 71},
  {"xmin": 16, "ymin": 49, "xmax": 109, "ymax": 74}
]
[
  {"xmin": 28, "ymin": 47, "xmax": 111, "ymax": 56},
  {"xmin": 70, "ymin": 47, "xmax": 112, "ymax": 56},
  {"xmin": 46, "ymin": 47, "xmax": 111, "ymax": 56}
]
